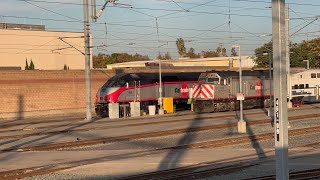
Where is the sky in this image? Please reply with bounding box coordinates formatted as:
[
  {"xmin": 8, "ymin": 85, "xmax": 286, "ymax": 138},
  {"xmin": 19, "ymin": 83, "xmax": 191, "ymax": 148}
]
[{"xmin": 1, "ymin": 0, "xmax": 320, "ymax": 59}]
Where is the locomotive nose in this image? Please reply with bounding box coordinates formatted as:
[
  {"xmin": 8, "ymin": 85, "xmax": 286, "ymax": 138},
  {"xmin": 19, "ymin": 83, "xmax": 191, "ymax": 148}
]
[{"xmin": 100, "ymin": 87, "xmax": 119, "ymax": 102}]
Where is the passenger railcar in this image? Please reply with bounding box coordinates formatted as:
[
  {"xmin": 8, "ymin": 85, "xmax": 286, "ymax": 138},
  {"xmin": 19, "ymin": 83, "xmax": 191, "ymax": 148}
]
[
  {"xmin": 191, "ymin": 70, "xmax": 272, "ymax": 113},
  {"xmin": 95, "ymin": 72, "xmax": 201, "ymax": 116},
  {"xmin": 289, "ymin": 69, "xmax": 320, "ymax": 106}
]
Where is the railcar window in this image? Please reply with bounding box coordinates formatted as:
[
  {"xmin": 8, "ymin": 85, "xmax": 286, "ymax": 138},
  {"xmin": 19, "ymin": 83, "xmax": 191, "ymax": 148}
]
[
  {"xmin": 299, "ymin": 84, "xmax": 304, "ymax": 89},
  {"xmin": 317, "ymin": 73, "xmax": 320, "ymax": 78},
  {"xmin": 306, "ymin": 84, "xmax": 309, "ymax": 88},
  {"xmin": 293, "ymin": 85, "xmax": 298, "ymax": 89},
  {"xmin": 311, "ymin": 73, "xmax": 316, "ymax": 78}
]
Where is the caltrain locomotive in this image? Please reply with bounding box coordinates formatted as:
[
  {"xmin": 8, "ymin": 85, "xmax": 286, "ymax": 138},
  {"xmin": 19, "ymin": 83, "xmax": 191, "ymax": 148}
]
[
  {"xmin": 191, "ymin": 69, "xmax": 320, "ymax": 113},
  {"xmin": 191, "ymin": 70, "xmax": 272, "ymax": 113},
  {"xmin": 95, "ymin": 72, "xmax": 201, "ymax": 116}
]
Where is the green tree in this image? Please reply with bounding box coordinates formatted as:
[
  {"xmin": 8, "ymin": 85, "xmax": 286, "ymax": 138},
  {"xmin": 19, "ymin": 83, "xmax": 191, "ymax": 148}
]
[
  {"xmin": 254, "ymin": 41, "xmax": 273, "ymax": 68},
  {"xmin": 164, "ymin": 52, "xmax": 172, "ymax": 60},
  {"xmin": 157, "ymin": 52, "xmax": 172, "ymax": 60},
  {"xmin": 176, "ymin": 38, "xmax": 186, "ymax": 57},
  {"xmin": 93, "ymin": 53, "xmax": 150, "ymax": 68},
  {"xmin": 29, "ymin": 60, "xmax": 35, "ymax": 70},
  {"xmin": 290, "ymin": 41, "xmax": 319, "ymax": 68},
  {"xmin": 216, "ymin": 47, "xmax": 227, "ymax": 57},
  {"xmin": 202, "ymin": 50, "xmax": 219, "ymax": 58},
  {"xmin": 187, "ymin": 48, "xmax": 200, "ymax": 59},
  {"xmin": 254, "ymin": 39, "xmax": 320, "ymax": 68},
  {"xmin": 231, "ymin": 47, "xmax": 238, "ymax": 56},
  {"xmin": 25, "ymin": 58, "xmax": 29, "ymax": 70}
]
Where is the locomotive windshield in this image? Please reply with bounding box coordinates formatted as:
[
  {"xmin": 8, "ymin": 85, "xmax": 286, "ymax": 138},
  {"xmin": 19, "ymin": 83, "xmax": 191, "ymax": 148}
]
[
  {"xmin": 103, "ymin": 79, "xmax": 126, "ymax": 87},
  {"xmin": 207, "ymin": 78, "xmax": 220, "ymax": 84}
]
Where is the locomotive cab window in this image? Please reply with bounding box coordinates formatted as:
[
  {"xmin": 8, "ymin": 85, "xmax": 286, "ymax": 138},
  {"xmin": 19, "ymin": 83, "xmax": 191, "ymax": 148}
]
[{"xmin": 207, "ymin": 78, "xmax": 220, "ymax": 84}]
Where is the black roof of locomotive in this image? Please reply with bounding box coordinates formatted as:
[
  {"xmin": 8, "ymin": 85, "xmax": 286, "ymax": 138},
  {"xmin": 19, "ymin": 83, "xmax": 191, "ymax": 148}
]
[{"xmin": 111, "ymin": 72, "xmax": 202, "ymax": 82}]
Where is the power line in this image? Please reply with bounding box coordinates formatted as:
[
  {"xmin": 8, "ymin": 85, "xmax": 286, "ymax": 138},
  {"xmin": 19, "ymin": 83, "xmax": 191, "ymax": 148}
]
[{"xmin": 21, "ymin": 0, "xmax": 82, "ymax": 22}]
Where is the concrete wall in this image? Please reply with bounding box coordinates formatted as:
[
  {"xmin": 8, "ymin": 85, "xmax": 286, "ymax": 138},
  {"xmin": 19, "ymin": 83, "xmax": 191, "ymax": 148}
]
[{"xmin": 0, "ymin": 29, "xmax": 92, "ymax": 70}]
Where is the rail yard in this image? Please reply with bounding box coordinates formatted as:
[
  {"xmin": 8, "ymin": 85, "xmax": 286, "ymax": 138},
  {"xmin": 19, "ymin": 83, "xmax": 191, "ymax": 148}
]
[{"xmin": 0, "ymin": 104, "xmax": 319, "ymax": 179}]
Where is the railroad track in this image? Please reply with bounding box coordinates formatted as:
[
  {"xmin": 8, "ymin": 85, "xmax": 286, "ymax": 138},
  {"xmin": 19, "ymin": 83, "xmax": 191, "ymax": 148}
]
[
  {"xmin": 0, "ymin": 106, "xmax": 319, "ymax": 141},
  {"xmin": 1, "ymin": 140, "xmax": 319, "ymax": 180},
  {"xmin": 0, "ymin": 111, "xmax": 267, "ymax": 140},
  {"xmin": 1, "ymin": 113, "xmax": 319, "ymax": 151},
  {"xmin": 0, "ymin": 105, "xmax": 317, "ymax": 130},
  {"xmin": 247, "ymin": 168, "xmax": 320, "ymax": 180}
]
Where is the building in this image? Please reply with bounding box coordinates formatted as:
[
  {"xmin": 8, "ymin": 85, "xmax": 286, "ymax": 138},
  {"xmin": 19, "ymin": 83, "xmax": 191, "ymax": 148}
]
[
  {"xmin": 0, "ymin": 23, "xmax": 92, "ymax": 70},
  {"xmin": 105, "ymin": 56, "xmax": 256, "ymax": 70}
]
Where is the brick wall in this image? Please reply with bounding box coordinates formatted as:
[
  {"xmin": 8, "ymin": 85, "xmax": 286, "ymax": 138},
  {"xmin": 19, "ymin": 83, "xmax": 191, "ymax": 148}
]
[{"xmin": 0, "ymin": 70, "xmax": 116, "ymax": 119}]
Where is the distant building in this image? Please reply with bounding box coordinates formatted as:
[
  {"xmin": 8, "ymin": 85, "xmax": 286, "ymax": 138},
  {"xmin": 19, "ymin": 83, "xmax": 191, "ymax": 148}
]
[
  {"xmin": 0, "ymin": 23, "xmax": 92, "ymax": 70},
  {"xmin": 106, "ymin": 56, "xmax": 256, "ymax": 70}
]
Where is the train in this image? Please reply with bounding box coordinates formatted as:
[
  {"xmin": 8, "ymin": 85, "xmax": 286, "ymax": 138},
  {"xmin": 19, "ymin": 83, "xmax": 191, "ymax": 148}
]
[
  {"xmin": 191, "ymin": 69, "xmax": 320, "ymax": 113},
  {"xmin": 95, "ymin": 72, "xmax": 202, "ymax": 116},
  {"xmin": 191, "ymin": 70, "xmax": 272, "ymax": 113}
]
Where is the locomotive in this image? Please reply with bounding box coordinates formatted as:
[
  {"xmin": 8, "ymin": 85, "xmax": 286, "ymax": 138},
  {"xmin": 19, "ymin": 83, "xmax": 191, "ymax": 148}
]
[
  {"xmin": 95, "ymin": 72, "xmax": 202, "ymax": 116},
  {"xmin": 192, "ymin": 70, "xmax": 272, "ymax": 113}
]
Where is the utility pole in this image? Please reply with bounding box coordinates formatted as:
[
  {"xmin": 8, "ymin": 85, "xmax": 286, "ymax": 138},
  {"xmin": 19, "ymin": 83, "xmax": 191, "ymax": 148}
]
[
  {"xmin": 232, "ymin": 44, "xmax": 246, "ymax": 133},
  {"xmin": 286, "ymin": 4, "xmax": 292, "ymax": 109},
  {"xmin": 84, "ymin": 0, "xmax": 92, "ymax": 121},
  {"xmin": 263, "ymin": 52, "xmax": 273, "ymax": 117},
  {"xmin": 272, "ymin": 0, "xmax": 289, "ymax": 179},
  {"xmin": 156, "ymin": 18, "xmax": 164, "ymax": 115}
]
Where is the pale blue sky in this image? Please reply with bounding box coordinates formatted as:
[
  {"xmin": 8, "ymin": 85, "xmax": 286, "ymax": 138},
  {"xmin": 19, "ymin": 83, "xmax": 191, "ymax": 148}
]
[{"xmin": 1, "ymin": 0, "xmax": 320, "ymax": 59}]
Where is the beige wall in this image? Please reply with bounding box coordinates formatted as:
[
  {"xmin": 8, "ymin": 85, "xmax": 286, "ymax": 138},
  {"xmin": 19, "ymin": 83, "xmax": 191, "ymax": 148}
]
[{"xmin": 0, "ymin": 29, "xmax": 92, "ymax": 70}]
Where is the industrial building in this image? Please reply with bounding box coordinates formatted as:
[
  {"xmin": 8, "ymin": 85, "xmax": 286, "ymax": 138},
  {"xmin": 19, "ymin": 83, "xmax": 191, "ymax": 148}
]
[{"xmin": 0, "ymin": 23, "xmax": 92, "ymax": 70}]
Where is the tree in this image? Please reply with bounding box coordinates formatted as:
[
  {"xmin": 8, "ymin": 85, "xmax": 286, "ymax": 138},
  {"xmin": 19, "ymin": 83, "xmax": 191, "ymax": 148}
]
[
  {"xmin": 187, "ymin": 48, "xmax": 200, "ymax": 59},
  {"xmin": 25, "ymin": 58, "xmax": 29, "ymax": 70},
  {"xmin": 231, "ymin": 47, "xmax": 237, "ymax": 56},
  {"xmin": 93, "ymin": 53, "xmax": 150, "ymax": 68},
  {"xmin": 254, "ymin": 41, "xmax": 273, "ymax": 68},
  {"xmin": 202, "ymin": 50, "xmax": 219, "ymax": 58},
  {"xmin": 29, "ymin": 60, "xmax": 35, "ymax": 70},
  {"xmin": 164, "ymin": 52, "xmax": 172, "ymax": 60},
  {"xmin": 176, "ymin": 38, "xmax": 186, "ymax": 57},
  {"xmin": 290, "ymin": 41, "xmax": 319, "ymax": 68},
  {"xmin": 157, "ymin": 52, "xmax": 172, "ymax": 60},
  {"xmin": 254, "ymin": 38, "xmax": 320, "ymax": 68}
]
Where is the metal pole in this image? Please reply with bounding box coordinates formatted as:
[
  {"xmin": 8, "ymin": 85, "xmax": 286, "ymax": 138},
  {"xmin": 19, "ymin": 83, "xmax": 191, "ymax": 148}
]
[
  {"xmin": 84, "ymin": 0, "xmax": 92, "ymax": 121},
  {"xmin": 286, "ymin": 4, "xmax": 292, "ymax": 109},
  {"xmin": 269, "ymin": 53, "xmax": 273, "ymax": 116},
  {"xmin": 158, "ymin": 56, "xmax": 164, "ymax": 114},
  {"xmin": 233, "ymin": 45, "xmax": 246, "ymax": 133},
  {"xmin": 156, "ymin": 18, "xmax": 164, "ymax": 115},
  {"xmin": 239, "ymin": 47, "xmax": 244, "ymax": 122},
  {"xmin": 272, "ymin": 0, "xmax": 289, "ymax": 179}
]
